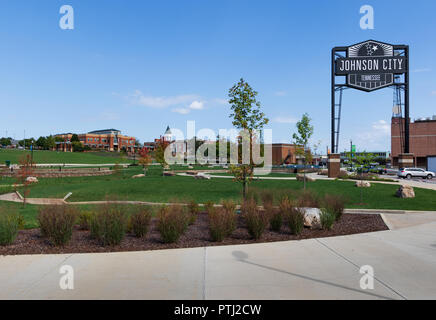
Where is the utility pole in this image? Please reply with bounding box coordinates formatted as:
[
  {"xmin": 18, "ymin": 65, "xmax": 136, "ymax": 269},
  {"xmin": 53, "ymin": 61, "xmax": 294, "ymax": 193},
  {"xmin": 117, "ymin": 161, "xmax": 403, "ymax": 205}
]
[{"xmin": 350, "ymin": 139, "xmax": 353, "ymax": 169}]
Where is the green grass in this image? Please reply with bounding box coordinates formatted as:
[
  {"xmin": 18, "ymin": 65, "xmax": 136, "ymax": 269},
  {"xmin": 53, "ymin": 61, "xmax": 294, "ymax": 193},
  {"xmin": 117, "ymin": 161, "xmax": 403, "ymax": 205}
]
[
  {"xmin": 0, "ymin": 149, "xmax": 131, "ymax": 164},
  {"xmin": 11, "ymin": 166, "xmax": 436, "ymax": 211},
  {"xmin": 211, "ymin": 172, "xmax": 297, "ymax": 177}
]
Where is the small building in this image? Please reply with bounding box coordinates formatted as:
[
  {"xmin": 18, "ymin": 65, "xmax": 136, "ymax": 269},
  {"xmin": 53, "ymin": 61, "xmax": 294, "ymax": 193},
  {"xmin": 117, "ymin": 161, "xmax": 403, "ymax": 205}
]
[{"xmin": 271, "ymin": 143, "xmax": 304, "ymax": 165}]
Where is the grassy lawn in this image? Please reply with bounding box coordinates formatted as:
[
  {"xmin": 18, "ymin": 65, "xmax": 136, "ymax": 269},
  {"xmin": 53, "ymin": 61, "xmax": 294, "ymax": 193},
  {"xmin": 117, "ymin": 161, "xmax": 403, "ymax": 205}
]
[
  {"xmin": 9, "ymin": 166, "xmax": 436, "ymax": 211},
  {"xmin": 211, "ymin": 172, "xmax": 297, "ymax": 177},
  {"xmin": 0, "ymin": 149, "xmax": 131, "ymax": 164},
  {"xmin": 1, "ymin": 165, "xmax": 436, "ymax": 229}
]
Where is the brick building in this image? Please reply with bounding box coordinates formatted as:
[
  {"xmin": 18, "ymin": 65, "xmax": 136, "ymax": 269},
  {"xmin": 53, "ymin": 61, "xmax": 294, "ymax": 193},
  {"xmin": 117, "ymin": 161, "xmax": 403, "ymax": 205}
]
[
  {"xmin": 271, "ymin": 144, "xmax": 304, "ymax": 165},
  {"xmin": 391, "ymin": 117, "xmax": 436, "ymax": 168},
  {"xmin": 55, "ymin": 129, "xmax": 136, "ymax": 152}
]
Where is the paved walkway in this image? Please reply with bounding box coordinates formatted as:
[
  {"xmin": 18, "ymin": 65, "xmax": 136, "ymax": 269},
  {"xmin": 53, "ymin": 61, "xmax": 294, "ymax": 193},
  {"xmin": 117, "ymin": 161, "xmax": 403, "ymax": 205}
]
[{"xmin": 1, "ymin": 211, "xmax": 435, "ymax": 300}]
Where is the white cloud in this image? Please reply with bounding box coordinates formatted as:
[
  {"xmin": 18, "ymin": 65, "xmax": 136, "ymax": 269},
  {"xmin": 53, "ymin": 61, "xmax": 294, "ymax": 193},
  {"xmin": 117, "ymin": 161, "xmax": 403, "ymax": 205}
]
[
  {"xmin": 354, "ymin": 120, "xmax": 390, "ymax": 150},
  {"xmin": 273, "ymin": 116, "xmax": 298, "ymax": 124},
  {"xmin": 275, "ymin": 91, "xmax": 287, "ymax": 97},
  {"xmin": 128, "ymin": 90, "xmax": 199, "ymax": 108},
  {"xmin": 172, "ymin": 108, "xmax": 191, "ymax": 115},
  {"xmin": 189, "ymin": 101, "xmax": 204, "ymax": 110}
]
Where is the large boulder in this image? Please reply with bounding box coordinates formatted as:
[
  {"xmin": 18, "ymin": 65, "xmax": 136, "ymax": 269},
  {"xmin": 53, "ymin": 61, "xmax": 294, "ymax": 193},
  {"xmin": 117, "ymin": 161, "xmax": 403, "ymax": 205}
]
[
  {"xmin": 302, "ymin": 208, "xmax": 322, "ymax": 229},
  {"xmin": 355, "ymin": 180, "xmax": 371, "ymax": 188},
  {"xmin": 25, "ymin": 176, "xmax": 38, "ymax": 183},
  {"xmin": 194, "ymin": 172, "xmax": 211, "ymax": 180},
  {"xmin": 296, "ymin": 174, "xmax": 315, "ymax": 182},
  {"xmin": 396, "ymin": 185, "xmax": 415, "ymax": 198},
  {"xmin": 132, "ymin": 174, "xmax": 145, "ymax": 179}
]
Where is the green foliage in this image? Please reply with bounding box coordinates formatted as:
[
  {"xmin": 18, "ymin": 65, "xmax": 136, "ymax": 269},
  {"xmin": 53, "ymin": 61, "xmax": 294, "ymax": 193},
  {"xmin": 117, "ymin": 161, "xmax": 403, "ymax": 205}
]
[
  {"xmin": 72, "ymin": 141, "xmax": 84, "ymax": 152},
  {"xmin": 242, "ymin": 198, "xmax": 269, "ymax": 240},
  {"xmin": 77, "ymin": 211, "xmax": 93, "ymax": 230},
  {"xmin": 0, "ymin": 209, "xmax": 20, "ymax": 245},
  {"xmin": 71, "ymin": 134, "xmax": 80, "ymax": 143},
  {"xmin": 279, "ymin": 198, "xmax": 304, "ymax": 235},
  {"xmin": 157, "ymin": 205, "xmax": 189, "ymax": 243},
  {"xmin": 320, "ymin": 208, "xmax": 336, "ymax": 230},
  {"xmin": 204, "ymin": 200, "xmax": 216, "ymax": 215},
  {"xmin": 269, "ymin": 208, "xmax": 283, "ymax": 232},
  {"xmin": 37, "ymin": 205, "xmax": 78, "ymax": 246},
  {"xmin": 90, "ymin": 203, "xmax": 128, "ymax": 246},
  {"xmin": 128, "ymin": 206, "xmax": 152, "ymax": 238},
  {"xmin": 323, "ymin": 194, "xmax": 345, "ymax": 221},
  {"xmin": 0, "ymin": 137, "xmax": 12, "ymax": 146},
  {"xmin": 187, "ymin": 200, "xmax": 200, "ymax": 225},
  {"xmin": 208, "ymin": 206, "xmax": 237, "ymax": 242}
]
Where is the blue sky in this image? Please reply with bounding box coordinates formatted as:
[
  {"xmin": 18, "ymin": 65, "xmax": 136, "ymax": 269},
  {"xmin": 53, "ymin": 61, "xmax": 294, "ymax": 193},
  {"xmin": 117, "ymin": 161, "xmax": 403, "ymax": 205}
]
[{"xmin": 0, "ymin": 0, "xmax": 435, "ymax": 153}]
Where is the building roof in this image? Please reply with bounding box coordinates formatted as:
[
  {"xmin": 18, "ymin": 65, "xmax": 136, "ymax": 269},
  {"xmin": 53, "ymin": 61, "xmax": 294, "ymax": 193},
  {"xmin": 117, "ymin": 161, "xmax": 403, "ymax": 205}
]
[
  {"xmin": 164, "ymin": 126, "xmax": 171, "ymax": 135},
  {"xmin": 88, "ymin": 129, "xmax": 121, "ymax": 134}
]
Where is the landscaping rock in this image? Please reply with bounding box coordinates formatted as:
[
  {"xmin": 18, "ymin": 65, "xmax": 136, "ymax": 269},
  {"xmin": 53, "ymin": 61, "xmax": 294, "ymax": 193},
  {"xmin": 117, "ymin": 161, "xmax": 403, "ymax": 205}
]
[
  {"xmin": 318, "ymin": 169, "xmax": 328, "ymax": 176},
  {"xmin": 296, "ymin": 174, "xmax": 315, "ymax": 182},
  {"xmin": 396, "ymin": 185, "xmax": 415, "ymax": 198},
  {"xmin": 163, "ymin": 171, "xmax": 175, "ymax": 177},
  {"xmin": 25, "ymin": 176, "xmax": 38, "ymax": 183},
  {"xmin": 194, "ymin": 172, "xmax": 211, "ymax": 180},
  {"xmin": 355, "ymin": 180, "xmax": 371, "ymax": 188},
  {"xmin": 132, "ymin": 174, "xmax": 145, "ymax": 179},
  {"xmin": 302, "ymin": 208, "xmax": 322, "ymax": 229}
]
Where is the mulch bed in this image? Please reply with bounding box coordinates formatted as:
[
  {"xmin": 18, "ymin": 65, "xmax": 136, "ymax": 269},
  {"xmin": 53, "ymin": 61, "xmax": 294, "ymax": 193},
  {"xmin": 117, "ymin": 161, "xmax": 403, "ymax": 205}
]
[{"xmin": 0, "ymin": 213, "xmax": 388, "ymax": 256}]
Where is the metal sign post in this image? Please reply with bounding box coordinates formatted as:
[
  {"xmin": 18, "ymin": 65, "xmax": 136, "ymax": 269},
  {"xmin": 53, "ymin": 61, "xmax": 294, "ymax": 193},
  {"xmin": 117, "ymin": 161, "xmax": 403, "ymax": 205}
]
[{"xmin": 331, "ymin": 40, "xmax": 409, "ymax": 155}]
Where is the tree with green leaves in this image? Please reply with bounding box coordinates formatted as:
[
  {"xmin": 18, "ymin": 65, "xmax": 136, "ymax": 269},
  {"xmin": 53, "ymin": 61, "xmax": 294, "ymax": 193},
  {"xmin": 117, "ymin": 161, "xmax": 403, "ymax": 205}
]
[
  {"xmin": 228, "ymin": 78, "xmax": 269, "ymax": 199},
  {"xmin": 292, "ymin": 113, "xmax": 314, "ymax": 190},
  {"xmin": 0, "ymin": 137, "xmax": 12, "ymax": 146},
  {"xmin": 354, "ymin": 151, "xmax": 376, "ymax": 204}
]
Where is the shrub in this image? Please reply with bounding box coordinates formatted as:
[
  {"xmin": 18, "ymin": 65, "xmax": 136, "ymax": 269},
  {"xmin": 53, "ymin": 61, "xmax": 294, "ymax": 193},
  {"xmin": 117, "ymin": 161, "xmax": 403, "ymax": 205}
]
[
  {"xmin": 129, "ymin": 207, "xmax": 152, "ymax": 238},
  {"xmin": 320, "ymin": 208, "xmax": 336, "ymax": 230},
  {"xmin": 279, "ymin": 199, "xmax": 304, "ymax": 235},
  {"xmin": 243, "ymin": 199, "xmax": 269, "ymax": 240},
  {"xmin": 259, "ymin": 189, "xmax": 274, "ymax": 208},
  {"xmin": 323, "ymin": 194, "xmax": 345, "ymax": 221},
  {"xmin": 0, "ymin": 210, "xmax": 21, "ymax": 246},
  {"xmin": 77, "ymin": 211, "xmax": 93, "ymax": 230},
  {"xmin": 269, "ymin": 208, "xmax": 283, "ymax": 232},
  {"xmin": 90, "ymin": 203, "xmax": 128, "ymax": 246},
  {"xmin": 187, "ymin": 200, "xmax": 200, "ymax": 225},
  {"xmin": 297, "ymin": 189, "xmax": 320, "ymax": 208},
  {"xmin": 208, "ymin": 207, "xmax": 237, "ymax": 242},
  {"xmin": 38, "ymin": 205, "xmax": 78, "ymax": 246},
  {"xmin": 221, "ymin": 199, "xmax": 236, "ymax": 215},
  {"xmin": 157, "ymin": 205, "xmax": 189, "ymax": 243},
  {"xmin": 204, "ymin": 201, "xmax": 216, "ymax": 214}
]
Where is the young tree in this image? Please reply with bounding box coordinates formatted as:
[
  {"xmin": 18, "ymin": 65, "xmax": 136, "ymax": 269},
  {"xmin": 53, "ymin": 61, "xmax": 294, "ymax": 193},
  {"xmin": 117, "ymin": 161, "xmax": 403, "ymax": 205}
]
[
  {"xmin": 355, "ymin": 151, "xmax": 376, "ymax": 204},
  {"xmin": 16, "ymin": 154, "xmax": 35, "ymax": 207},
  {"xmin": 293, "ymin": 113, "xmax": 314, "ymax": 190},
  {"xmin": 228, "ymin": 78, "xmax": 269, "ymax": 199},
  {"xmin": 154, "ymin": 138, "xmax": 170, "ymax": 175},
  {"xmin": 0, "ymin": 137, "xmax": 12, "ymax": 146},
  {"xmin": 138, "ymin": 148, "xmax": 152, "ymax": 175}
]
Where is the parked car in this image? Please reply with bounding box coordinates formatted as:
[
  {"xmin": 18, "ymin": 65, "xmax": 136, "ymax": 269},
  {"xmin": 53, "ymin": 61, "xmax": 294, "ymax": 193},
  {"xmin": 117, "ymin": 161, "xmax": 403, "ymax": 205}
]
[{"xmin": 398, "ymin": 168, "xmax": 435, "ymax": 180}]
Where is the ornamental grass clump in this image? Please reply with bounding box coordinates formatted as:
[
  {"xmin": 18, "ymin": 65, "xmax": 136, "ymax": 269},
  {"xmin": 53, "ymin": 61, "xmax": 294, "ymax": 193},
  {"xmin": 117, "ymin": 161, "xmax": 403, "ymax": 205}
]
[
  {"xmin": 77, "ymin": 211, "xmax": 93, "ymax": 230},
  {"xmin": 268, "ymin": 207, "xmax": 283, "ymax": 232},
  {"xmin": 38, "ymin": 205, "xmax": 78, "ymax": 246},
  {"xmin": 0, "ymin": 209, "xmax": 21, "ymax": 246},
  {"xmin": 157, "ymin": 205, "xmax": 189, "ymax": 243},
  {"xmin": 242, "ymin": 198, "xmax": 269, "ymax": 240},
  {"xmin": 204, "ymin": 200, "xmax": 216, "ymax": 215},
  {"xmin": 187, "ymin": 200, "xmax": 200, "ymax": 225},
  {"xmin": 297, "ymin": 189, "xmax": 320, "ymax": 208},
  {"xmin": 90, "ymin": 203, "xmax": 128, "ymax": 246},
  {"xmin": 129, "ymin": 206, "xmax": 152, "ymax": 238},
  {"xmin": 323, "ymin": 194, "xmax": 345, "ymax": 221},
  {"xmin": 320, "ymin": 208, "xmax": 336, "ymax": 230},
  {"xmin": 208, "ymin": 201, "xmax": 237, "ymax": 242},
  {"xmin": 279, "ymin": 197, "xmax": 304, "ymax": 235}
]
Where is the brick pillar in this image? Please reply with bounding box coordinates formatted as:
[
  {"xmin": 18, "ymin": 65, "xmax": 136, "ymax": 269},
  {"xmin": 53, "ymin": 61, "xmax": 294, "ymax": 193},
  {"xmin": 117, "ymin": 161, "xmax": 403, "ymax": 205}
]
[
  {"xmin": 328, "ymin": 153, "xmax": 341, "ymax": 178},
  {"xmin": 398, "ymin": 153, "xmax": 414, "ymax": 168}
]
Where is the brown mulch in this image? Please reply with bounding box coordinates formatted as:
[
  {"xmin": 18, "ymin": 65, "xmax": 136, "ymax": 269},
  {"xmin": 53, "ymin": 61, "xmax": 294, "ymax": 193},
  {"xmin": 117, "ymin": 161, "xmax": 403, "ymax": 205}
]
[{"xmin": 0, "ymin": 213, "xmax": 388, "ymax": 256}]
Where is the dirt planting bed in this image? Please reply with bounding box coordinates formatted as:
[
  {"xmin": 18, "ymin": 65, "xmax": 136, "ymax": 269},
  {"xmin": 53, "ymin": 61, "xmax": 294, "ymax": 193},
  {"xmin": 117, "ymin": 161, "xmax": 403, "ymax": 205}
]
[{"xmin": 0, "ymin": 213, "xmax": 388, "ymax": 256}]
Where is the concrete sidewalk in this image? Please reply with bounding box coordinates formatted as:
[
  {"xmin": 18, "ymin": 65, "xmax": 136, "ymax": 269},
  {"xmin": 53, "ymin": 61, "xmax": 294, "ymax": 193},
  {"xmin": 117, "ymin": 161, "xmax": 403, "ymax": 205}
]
[{"xmin": 1, "ymin": 215, "xmax": 436, "ymax": 300}]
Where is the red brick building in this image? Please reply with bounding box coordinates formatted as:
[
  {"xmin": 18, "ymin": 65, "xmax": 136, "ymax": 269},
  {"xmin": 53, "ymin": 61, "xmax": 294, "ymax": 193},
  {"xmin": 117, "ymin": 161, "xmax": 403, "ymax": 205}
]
[
  {"xmin": 271, "ymin": 144, "xmax": 304, "ymax": 165},
  {"xmin": 55, "ymin": 129, "xmax": 136, "ymax": 152},
  {"xmin": 391, "ymin": 117, "xmax": 436, "ymax": 168}
]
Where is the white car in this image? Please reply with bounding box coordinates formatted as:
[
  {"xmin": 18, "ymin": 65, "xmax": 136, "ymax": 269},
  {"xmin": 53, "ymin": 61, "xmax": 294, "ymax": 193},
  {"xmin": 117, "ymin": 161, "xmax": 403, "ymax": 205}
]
[{"xmin": 398, "ymin": 167, "xmax": 435, "ymax": 180}]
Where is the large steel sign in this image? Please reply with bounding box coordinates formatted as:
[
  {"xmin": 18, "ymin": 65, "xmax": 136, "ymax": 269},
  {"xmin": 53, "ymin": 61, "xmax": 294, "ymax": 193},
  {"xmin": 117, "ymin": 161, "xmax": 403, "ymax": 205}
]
[
  {"xmin": 331, "ymin": 40, "xmax": 410, "ymax": 155},
  {"xmin": 334, "ymin": 40, "xmax": 407, "ymax": 92}
]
